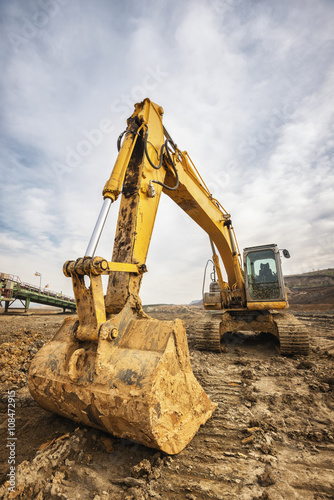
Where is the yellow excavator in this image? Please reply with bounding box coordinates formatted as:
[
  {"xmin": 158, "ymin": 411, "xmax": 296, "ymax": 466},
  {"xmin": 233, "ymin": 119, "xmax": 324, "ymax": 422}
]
[{"xmin": 29, "ymin": 99, "xmax": 309, "ymax": 455}]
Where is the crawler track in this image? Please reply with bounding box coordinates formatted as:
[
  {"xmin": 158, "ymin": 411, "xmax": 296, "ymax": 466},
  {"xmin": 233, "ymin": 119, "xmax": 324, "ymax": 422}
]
[
  {"xmin": 195, "ymin": 310, "xmax": 310, "ymax": 356},
  {"xmin": 274, "ymin": 312, "xmax": 310, "ymax": 355},
  {"xmin": 195, "ymin": 316, "xmax": 221, "ymax": 352}
]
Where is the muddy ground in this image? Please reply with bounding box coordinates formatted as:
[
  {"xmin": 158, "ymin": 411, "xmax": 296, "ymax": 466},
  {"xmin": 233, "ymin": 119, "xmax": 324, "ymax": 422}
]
[{"xmin": 0, "ymin": 306, "xmax": 333, "ymax": 500}]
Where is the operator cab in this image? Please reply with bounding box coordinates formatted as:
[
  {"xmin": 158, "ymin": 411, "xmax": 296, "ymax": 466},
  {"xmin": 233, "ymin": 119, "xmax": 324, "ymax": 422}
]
[{"xmin": 243, "ymin": 244, "xmax": 287, "ymax": 303}]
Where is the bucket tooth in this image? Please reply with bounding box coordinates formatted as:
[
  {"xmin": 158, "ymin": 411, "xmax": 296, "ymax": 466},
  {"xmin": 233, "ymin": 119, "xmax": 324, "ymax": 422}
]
[{"xmin": 28, "ymin": 305, "xmax": 216, "ymax": 454}]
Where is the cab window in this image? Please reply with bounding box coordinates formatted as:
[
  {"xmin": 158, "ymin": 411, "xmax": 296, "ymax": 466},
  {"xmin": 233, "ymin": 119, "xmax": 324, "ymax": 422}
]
[{"xmin": 246, "ymin": 249, "xmax": 281, "ymax": 300}]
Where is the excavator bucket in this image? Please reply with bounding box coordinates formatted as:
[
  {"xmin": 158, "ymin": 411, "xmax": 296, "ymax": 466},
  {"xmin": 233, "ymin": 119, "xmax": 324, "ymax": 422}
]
[{"xmin": 28, "ymin": 298, "xmax": 216, "ymax": 454}]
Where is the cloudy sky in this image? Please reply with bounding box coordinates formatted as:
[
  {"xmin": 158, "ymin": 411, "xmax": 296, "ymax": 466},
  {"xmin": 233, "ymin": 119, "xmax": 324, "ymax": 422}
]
[{"xmin": 1, "ymin": 0, "xmax": 333, "ymax": 305}]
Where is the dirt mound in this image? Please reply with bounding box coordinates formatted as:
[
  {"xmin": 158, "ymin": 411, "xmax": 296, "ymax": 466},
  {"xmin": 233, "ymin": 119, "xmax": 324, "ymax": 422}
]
[{"xmin": 285, "ymin": 269, "xmax": 334, "ymax": 310}]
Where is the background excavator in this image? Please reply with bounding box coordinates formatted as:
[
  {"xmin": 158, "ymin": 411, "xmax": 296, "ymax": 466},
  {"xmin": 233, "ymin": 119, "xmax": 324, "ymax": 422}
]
[{"xmin": 29, "ymin": 99, "xmax": 309, "ymax": 455}]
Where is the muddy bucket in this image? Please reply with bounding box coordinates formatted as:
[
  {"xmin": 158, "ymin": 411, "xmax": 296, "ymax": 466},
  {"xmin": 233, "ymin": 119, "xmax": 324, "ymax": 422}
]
[{"xmin": 28, "ymin": 301, "xmax": 216, "ymax": 454}]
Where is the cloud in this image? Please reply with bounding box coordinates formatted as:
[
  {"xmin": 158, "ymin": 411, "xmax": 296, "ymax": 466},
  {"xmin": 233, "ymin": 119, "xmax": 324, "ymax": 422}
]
[{"xmin": 0, "ymin": 0, "xmax": 333, "ymax": 305}]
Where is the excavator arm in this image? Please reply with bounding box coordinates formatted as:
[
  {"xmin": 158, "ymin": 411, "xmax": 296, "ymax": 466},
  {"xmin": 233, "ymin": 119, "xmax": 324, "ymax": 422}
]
[{"xmin": 65, "ymin": 98, "xmax": 246, "ymax": 339}]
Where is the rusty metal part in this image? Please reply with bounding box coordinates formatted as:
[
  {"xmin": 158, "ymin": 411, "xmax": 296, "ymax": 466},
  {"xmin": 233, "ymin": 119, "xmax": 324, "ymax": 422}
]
[{"xmin": 28, "ymin": 297, "xmax": 216, "ymax": 454}]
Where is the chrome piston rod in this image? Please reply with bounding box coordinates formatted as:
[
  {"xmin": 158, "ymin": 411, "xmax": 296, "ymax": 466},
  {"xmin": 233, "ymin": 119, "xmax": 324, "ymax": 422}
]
[{"xmin": 85, "ymin": 198, "xmax": 112, "ymax": 257}]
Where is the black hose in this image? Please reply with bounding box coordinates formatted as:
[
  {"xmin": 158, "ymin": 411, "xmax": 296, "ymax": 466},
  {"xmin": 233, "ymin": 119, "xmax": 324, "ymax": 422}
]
[
  {"xmin": 144, "ymin": 130, "xmax": 165, "ymax": 170},
  {"xmin": 152, "ymin": 139, "xmax": 179, "ymax": 191},
  {"xmin": 117, "ymin": 130, "xmax": 126, "ymax": 151},
  {"xmin": 143, "ymin": 129, "xmax": 179, "ymax": 190},
  {"xmin": 202, "ymin": 259, "xmax": 215, "ymax": 299}
]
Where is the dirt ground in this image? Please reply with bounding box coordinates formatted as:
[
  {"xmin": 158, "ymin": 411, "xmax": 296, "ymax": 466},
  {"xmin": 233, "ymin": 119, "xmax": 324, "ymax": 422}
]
[{"xmin": 0, "ymin": 306, "xmax": 333, "ymax": 500}]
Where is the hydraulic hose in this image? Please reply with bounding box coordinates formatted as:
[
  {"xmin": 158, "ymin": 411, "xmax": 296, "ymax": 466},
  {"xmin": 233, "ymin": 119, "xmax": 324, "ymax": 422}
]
[
  {"xmin": 117, "ymin": 130, "xmax": 126, "ymax": 152},
  {"xmin": 144, "ymin": 130, "xmax": 165, "ymax": 170},
  {"xmin": 202, "ymin": 259, "xmax": 215, "ymax": 299},
  {"xmin": 143, "ymin": 129, "xmax": 179, "ymax": 191}
]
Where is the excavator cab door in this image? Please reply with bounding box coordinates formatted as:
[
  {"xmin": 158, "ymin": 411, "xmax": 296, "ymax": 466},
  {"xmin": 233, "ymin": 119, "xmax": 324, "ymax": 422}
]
[{"xmin": 243, "ymin": 244, "xmax": 287, "ymax": 308}]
